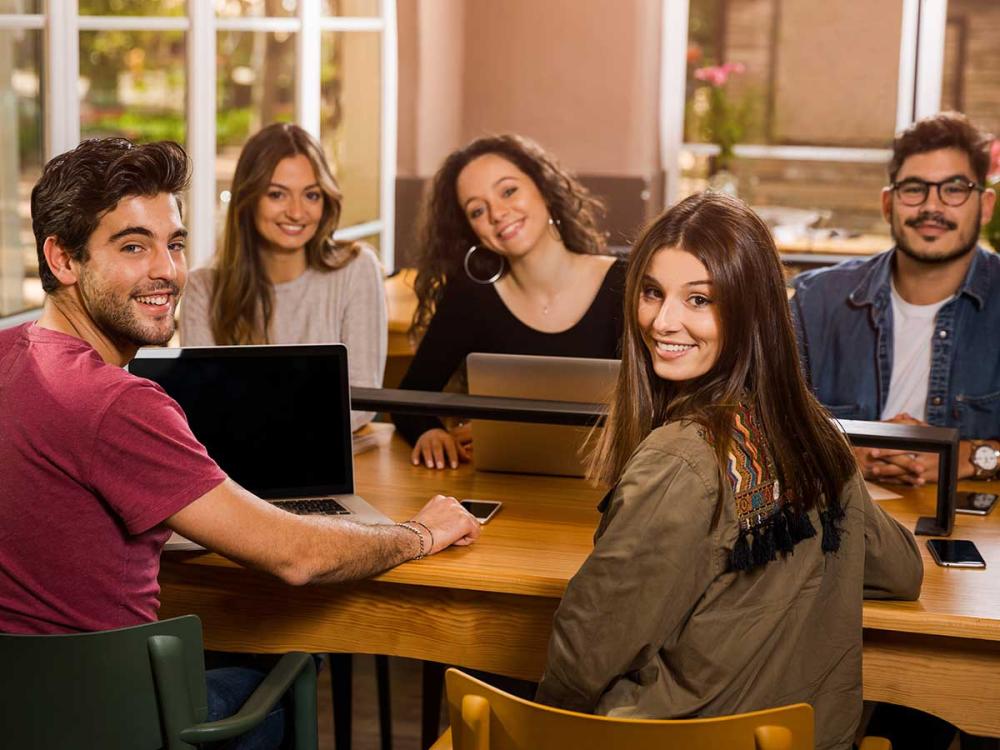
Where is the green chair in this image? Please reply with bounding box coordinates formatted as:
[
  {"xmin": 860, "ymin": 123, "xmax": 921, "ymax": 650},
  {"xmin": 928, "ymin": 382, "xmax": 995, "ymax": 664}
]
[{"xmin": 0, "ymin": 614, "xmax": 318, "ymax": 750}]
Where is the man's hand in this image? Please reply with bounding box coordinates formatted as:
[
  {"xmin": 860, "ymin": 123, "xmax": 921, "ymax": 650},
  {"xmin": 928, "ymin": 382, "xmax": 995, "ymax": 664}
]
[
  {"xmin": 411, "ymin": 426, "xmax": 473, "ymax": 470},
  {"xmin": 452, "ymin": 422, "xmax": 474, "ymax": 456},
  {"xmin": 856, "ymin": 412, "xmax": 932, "ymax": 485},
  {"xmin": 858, "ymin": 413, "xmax": 975, "ymax": 485},
  {"xmin": 167, "ymin": 481, "xmax": 483, "ymax": 586},
  {"xmin": 408, "ymin": 494, "xmax": 481, "ymax": 554},
  {"xmin": 856, "ymin": 446, "xmax": 930, "ymax": 486}
]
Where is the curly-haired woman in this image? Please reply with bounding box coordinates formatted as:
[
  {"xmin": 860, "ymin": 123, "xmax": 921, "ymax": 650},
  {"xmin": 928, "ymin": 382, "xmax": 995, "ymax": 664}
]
[{"xmin": 394, "ymin": 134, "xmax": 624, "ymax": 468}]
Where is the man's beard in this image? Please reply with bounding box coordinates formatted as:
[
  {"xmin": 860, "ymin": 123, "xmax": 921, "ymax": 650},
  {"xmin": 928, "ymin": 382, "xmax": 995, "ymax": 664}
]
[
  {"xmin": 77, "ymin": 270, "xmax": 179, "ymax": 349},
  {"xmin": 892, "ymin": 208, "xmax": 981, "ymax": 265}
]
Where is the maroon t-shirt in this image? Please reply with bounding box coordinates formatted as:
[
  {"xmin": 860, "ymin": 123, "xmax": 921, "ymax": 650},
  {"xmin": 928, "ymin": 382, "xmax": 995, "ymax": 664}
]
[{"xmin": 0, "ymin": 323, "xmax": 226, "ymax": 634}]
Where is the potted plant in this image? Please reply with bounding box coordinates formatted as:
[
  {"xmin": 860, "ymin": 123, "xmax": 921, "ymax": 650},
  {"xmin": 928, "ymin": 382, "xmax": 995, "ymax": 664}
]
[{"xmin": 690, "ymin": 62, "xmax": 753, "ymax": 196}]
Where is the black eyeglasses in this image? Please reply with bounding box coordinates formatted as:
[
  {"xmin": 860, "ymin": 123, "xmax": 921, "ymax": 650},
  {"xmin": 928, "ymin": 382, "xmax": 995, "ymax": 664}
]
[{"xmin": 890, "ymin": 177, "xmax": 985, "ymax": 207}]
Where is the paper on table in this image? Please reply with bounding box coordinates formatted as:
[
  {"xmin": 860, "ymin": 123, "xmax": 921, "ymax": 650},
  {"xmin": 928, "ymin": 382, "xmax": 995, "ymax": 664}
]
[
  {"xmin": 865, "ymin": 481, "xmax": 903, "ymax": 501},
  {"xmin": 352, "ymin": 422, "xmax": 395, "ymax": 455}
]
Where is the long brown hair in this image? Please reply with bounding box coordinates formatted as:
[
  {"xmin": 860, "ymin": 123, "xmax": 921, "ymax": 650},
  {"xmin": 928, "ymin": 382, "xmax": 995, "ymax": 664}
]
[
  {"xmin": 591, "ymin": 192, "xmax": 855, "ymax": 518},
  {"xmin": 411, "ymin": 134, "xmax": 607, "ymax": 335},
  {"xmin": 210, "ymin": 122, "xmax": 359, "ymax": 344}
]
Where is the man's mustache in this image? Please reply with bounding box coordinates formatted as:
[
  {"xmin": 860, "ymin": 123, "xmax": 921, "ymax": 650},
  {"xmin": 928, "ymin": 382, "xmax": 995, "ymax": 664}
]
[{"xmin": 905, "ymin": 212, "xmax": 957, "ymax": 230}]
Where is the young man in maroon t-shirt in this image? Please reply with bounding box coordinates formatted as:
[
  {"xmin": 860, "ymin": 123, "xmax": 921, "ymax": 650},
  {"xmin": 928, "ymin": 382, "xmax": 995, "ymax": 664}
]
[{"xmin": 0, "ymin": 138, "xmax": 480, "ymax": 745}]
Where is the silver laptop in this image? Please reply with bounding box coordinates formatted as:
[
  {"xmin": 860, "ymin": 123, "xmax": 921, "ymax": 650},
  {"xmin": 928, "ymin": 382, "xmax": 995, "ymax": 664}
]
[
  {"xmin": 467, "ymin": 353, "xmax": 620, "ymax": 477},
  {"xmin": 129, "ymin": 344, "xmax": 392, "ymax": 550}
]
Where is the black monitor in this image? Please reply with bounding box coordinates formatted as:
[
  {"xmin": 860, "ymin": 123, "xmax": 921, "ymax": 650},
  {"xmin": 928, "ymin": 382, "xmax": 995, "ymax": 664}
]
[{"xmin": 129, "ymin": 344, "xmax": 353, "ymax": 499}]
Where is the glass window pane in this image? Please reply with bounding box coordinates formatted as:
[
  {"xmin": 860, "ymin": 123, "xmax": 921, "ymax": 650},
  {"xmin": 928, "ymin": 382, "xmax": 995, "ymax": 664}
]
[
  {"xmin": 80, "ymin": 30, "xmax": 186, "ymax": 144},
  {"xmin": 216, "ymin": 30, "xmax": 296, "ymax": 241},
  {"xmin": 682, "ymin": 0, "xmax": 901, "ymax": 241},
  {"xmin": 943, "ymin": 0, "xmax": 1000, "ymax": 138},
  {"xmin": 216, "ymin": 0, "xmax": 296, "ymax": 18},
  {"xmin": 320, "ymin": 31, "xmax": 380, "ymax": 230},
  {"xmin": 679, "ymin": 151, "xmax": 890, "ymax": 237},
  {"xmin": 322, "ymin": 0, "xmax": 380, "ymax": 16},
  {"xmin": 79, "ymin": 0, "xmax": 185, "ymax": 15},
  {"xmin": 685, "ymin": 0, "xmax": 902, "ymax": 147},
  {"xmin": 0, "ymin": 28, "xmax": 43, "ymax": 317},
  {"xmin": 0, "ymin": 1, "xmax": 42, "ymax": 12}
]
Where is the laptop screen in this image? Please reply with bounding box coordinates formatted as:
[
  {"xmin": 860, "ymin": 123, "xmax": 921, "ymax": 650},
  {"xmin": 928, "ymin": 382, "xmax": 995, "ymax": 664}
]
[{"xmin": 129, "ymin": 345, "xmax": 353, "ymax": 499}]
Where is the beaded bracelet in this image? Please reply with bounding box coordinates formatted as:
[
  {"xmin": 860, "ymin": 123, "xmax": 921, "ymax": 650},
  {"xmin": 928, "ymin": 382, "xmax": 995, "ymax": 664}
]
[{"xmin": 396, "ymin": 522, "xmax": 426, "ymax": 560}]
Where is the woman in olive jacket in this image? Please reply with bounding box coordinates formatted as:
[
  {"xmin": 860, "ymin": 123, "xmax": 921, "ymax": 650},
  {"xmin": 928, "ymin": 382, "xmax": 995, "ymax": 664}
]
[{"xmin": 536, "ymin": 192, "xmax": 923, "ymax": 750}]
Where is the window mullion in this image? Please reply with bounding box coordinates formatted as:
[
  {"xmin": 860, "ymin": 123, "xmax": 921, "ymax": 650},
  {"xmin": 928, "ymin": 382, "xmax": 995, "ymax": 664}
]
[
  {"xmin": 914, "ymin": 0, "xmax": 947, "ymax": 119},
  {"xmin": 297, "ymin": 0, "xmax": 320, "ymax": 138},
  {"xmin": 659, "ymin": 0, "xmax": 690, "ymax": 207},
  {"xmin": 45, "ymin": 0, "xmax": 80, "ymax": 158},
  {"xmin": 380, "ymin": 0, "xmax": 397, "ymax": 270},
  {"xmin": 187, "ymin": 0, "xmax": 217, "ymax": 268},
  {"xmin": 895, "ymin": 0, "xmax": 920, "ymax": 128}
]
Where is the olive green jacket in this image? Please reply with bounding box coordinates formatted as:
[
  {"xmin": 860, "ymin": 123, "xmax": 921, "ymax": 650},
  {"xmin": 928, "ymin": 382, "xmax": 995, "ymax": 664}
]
[{"xmin": 536, "ymin": 420, "xmax": 923, "ymax": 750}]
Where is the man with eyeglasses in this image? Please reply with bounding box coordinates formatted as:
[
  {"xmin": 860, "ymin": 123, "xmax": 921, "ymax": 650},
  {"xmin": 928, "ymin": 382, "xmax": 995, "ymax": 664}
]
[
  {"xmin": 792, "ymin": 111, "xmax": 1000, "ymax": 492},
  {"xmin": 792, "ymin": 113, "xmax": 1000, "ymax": 750}
]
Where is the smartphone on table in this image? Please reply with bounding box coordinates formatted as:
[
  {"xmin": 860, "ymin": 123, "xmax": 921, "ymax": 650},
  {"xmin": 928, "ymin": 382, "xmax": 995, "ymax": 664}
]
[
  {"xmin": 926, "ymin": 539, "xmax": 986, "ymax": 568},
  {"xmin": 955, "ymin": 492, "xmax": 999, "ymax": 516},
  {"xmin": 460, "ymin": 499, "xmax": 503, "ymax": 524}
]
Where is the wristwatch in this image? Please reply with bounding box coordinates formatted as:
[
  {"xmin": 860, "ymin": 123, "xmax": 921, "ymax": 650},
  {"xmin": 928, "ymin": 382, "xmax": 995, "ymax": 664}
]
[{"xmin": 970, "ymin": 441, "xmax": 1000, "ymax": 479}]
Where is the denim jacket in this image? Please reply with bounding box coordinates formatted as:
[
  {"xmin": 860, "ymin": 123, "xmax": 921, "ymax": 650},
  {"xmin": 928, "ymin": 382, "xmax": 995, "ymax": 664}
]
[{"xmin": 790, "ymin": 247, "xmax": 1000, "ymax": 440}]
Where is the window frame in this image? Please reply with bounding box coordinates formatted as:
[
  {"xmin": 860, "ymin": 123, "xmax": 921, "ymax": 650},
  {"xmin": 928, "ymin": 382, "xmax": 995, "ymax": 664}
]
[
  {"xmin": 0, "ymin": 0, "xmax": 396, "ymax": 325},
  {"xmin": 660, "ymin": 0, "xmax": 950, "ymax": 204}
]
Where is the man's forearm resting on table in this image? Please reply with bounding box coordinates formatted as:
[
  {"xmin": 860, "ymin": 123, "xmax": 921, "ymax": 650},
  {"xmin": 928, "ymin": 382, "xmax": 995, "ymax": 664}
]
[{"xmin": 165, "ymin": 478, "xmax": 430, "ymax": 586}]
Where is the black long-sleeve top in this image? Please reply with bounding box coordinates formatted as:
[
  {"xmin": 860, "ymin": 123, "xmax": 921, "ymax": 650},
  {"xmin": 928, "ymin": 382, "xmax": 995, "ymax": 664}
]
[{"xmin": 392, "ymin": 258, "xmax": 626, "ymax": 444}]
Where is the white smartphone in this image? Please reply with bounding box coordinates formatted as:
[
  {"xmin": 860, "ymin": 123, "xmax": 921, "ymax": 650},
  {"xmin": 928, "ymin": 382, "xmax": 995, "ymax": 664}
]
[{"xmin": 460, "ymin": 499, "xmax": 503, "ymax": 524}]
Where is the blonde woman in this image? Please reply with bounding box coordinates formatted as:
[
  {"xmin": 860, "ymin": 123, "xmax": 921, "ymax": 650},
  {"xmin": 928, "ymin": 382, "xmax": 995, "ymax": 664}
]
[{"xmin": 181, "ymin": 123, "xmax": 385, "ymax": 431}]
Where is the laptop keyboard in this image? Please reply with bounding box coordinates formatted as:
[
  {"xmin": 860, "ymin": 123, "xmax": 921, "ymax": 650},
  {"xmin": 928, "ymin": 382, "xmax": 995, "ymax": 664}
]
[{"xmin": 272, "ymin": 498, "xmax": 351, "ymax": 516}]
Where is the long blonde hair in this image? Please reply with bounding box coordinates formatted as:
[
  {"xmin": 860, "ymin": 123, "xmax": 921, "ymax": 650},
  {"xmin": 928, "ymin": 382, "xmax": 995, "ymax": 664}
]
[
  {"xmin": 210, "ymin": 122, "xmax": 359, "ymax": 344},
  {"xmin": 591, "ymin": 192, "xmax": 855, "ymax": 519}
]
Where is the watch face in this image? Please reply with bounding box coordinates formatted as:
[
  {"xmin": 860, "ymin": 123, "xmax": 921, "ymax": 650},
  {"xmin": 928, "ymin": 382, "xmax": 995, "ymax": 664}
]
[{"xmin": 974, "ymin": 445, "xmax": 999, "ymax": 471}]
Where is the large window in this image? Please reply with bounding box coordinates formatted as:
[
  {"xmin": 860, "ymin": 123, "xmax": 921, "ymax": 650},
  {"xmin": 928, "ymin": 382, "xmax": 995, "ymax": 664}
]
[
  {"xmin": 0, "ymin": 21, "xmax": 43, "ymax": 316},
  {"xmin": 661, "ymin": 0, "xmax": 981, "ymax": 248},
  {"xmin": 0, "ymin": 0, "xmax": 395, "ymax": 320},
  {"xmin": 942, "ymin": 0, "xmax": 1000, "ymax": 137}
]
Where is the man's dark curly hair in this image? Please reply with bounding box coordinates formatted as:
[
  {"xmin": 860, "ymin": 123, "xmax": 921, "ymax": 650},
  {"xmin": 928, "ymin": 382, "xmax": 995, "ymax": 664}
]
[
  {"xmin": 888, "ymin": 111, "xmax": 993, "ymax": 184},
  {"xmin": 31, "ymin": 137, "xmax": 190, "ymax": 293},
  {"xmin": 411, "ymin": 134, "xmax": 607, "ymax": 334}
]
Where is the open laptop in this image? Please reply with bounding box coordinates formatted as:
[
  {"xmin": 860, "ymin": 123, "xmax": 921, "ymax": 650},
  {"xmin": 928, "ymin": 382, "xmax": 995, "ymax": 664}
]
[
  {"xmin": 466, "ymin": 353, "xmax": 620, "ymax": 477},
  {"xmin": 129, "ymin": 344, "xmax": 392, "ymax": 550}
]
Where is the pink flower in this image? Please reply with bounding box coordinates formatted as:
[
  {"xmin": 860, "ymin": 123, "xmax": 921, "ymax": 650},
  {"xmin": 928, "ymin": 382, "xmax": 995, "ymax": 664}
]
[{"xmin": 693, "ymin": 62, "xmax": 746, "ymax": 87}]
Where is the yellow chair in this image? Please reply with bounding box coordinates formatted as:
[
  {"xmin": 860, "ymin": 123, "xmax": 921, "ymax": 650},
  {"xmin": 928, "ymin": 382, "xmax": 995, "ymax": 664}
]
[{"xmin": 430, "ymin": 668, "xmax": 891, "ymax": 750}]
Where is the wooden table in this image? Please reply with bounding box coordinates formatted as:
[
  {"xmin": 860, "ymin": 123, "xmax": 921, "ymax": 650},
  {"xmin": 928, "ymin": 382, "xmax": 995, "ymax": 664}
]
[{"xmin": 159, "ymin": 436, "xmax": 1000, "ymax": 736}]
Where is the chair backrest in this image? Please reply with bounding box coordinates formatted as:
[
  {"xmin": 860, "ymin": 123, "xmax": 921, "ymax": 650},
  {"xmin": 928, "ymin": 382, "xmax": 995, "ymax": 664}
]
[
  {"xmin": 0, "ymin": 614, "xmax": 207, "ymax": 750},
  {"xmin": 444, "ymin": 669, "xmax": 814, "ymax": 750}
]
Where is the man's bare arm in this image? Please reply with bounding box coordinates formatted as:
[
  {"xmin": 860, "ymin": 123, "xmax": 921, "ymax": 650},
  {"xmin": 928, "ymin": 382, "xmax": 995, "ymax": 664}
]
[{"xmin": 165, "ymin": 478, "xmax": 480, "ymax": 585}]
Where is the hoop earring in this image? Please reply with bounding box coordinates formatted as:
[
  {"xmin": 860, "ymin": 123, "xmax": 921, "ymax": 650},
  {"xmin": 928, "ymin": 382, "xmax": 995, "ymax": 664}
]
[
  {"xmin": 464, "ymin": 244, "xmax": 505, "ymax": 284},
  {"xmin": 548, "ymin": 216, "xmax": 563, "ymax": 242}
]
